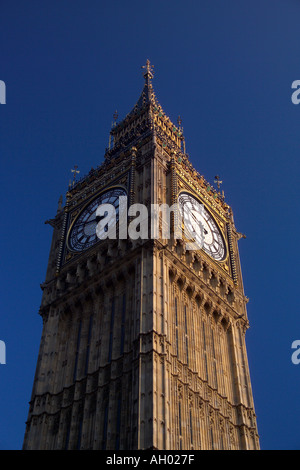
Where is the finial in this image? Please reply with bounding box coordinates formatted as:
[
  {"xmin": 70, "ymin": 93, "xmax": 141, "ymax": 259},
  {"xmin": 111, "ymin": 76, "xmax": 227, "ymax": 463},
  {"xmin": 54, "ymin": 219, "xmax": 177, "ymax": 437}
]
[
  {"xmin": 177, "ymin": 115, "xmax": 186, "ymax": 154},
  {"xmin": 69, "ymin": 165, "xmax": 80, "ymax": 188},
  {"xmin": 214, "ymin": 175, "xmax": 223, "ymax": 190},
  {"xmin": 142, "ymin": 59, "xmax": 154, "ymax": 82},
  {"xmin": 108, "ymin": 110, "xmax": 118, "ymax": 150},
  {"xmin": 214, "ymin": 175, "xmax": 225, "ymax": 199},
  {"xmin": 57, "ymin": 195, "xmax": 63, "ymax": 213},
  {"xmin": 113, "ymin": 110, "xmax": 118, "ymax": 124}
]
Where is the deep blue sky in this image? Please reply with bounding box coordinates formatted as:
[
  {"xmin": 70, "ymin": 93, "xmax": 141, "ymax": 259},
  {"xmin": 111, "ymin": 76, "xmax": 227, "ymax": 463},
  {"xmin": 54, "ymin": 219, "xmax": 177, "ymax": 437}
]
[{"xmin": 1, "ymin": 0, "xmax": 300, "ymax": 450}]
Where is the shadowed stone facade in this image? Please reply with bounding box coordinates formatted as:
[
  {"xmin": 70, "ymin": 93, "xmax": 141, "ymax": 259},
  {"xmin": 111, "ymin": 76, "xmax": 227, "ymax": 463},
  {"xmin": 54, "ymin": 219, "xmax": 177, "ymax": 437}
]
[{"xmin": 23, "ymin": 62, "xmax": 259, "ymax": 450}]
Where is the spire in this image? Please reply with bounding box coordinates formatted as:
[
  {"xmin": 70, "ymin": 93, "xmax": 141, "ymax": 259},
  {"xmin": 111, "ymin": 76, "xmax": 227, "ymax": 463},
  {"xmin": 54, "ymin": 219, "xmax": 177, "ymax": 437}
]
[
  {"xmin": 109, "ymin": 60, "xmax": 158, "ymax": 139},
  {"xmin": 130, "ymin": 59, "xmax": 157, "ymax": 112},
  {"xmin": 108, "ymin": 60, "xmax": 183, "ymax": 153}
]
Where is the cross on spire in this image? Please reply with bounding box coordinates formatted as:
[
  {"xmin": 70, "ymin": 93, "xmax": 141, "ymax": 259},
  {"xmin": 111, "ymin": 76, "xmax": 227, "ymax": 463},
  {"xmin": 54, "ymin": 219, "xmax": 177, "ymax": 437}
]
[{"xmin": 142, "ymin": 59, "xmax": 154, "ymax": 82}]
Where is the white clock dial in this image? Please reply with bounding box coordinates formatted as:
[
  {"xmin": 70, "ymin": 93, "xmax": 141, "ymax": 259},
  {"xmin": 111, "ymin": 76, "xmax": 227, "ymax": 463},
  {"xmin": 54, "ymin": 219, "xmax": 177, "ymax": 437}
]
[
  {"xmin": 68, "ymin": 187, "xmax": 127, "ymax": 252},
  {"xmin": 178, "ymin": 192, "xmax": 226, "ymax": 261}
]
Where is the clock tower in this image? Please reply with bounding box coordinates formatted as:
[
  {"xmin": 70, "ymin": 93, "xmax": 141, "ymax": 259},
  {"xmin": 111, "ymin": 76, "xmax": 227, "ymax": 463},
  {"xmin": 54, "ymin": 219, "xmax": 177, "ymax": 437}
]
[{"xmin": 23, "ymin": 61, "xmax": 259, "ymax": 450}]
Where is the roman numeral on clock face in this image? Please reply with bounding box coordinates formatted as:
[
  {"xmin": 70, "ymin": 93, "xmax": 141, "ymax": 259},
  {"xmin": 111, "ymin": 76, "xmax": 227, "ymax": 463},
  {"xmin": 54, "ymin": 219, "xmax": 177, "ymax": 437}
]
[
  {"xmin": 68, "ymin": 187, "xmax": 127, "ymax": 252},
  {"xmin": 178, "ymin": 192, "xmax": 226, "ymax": 261}
]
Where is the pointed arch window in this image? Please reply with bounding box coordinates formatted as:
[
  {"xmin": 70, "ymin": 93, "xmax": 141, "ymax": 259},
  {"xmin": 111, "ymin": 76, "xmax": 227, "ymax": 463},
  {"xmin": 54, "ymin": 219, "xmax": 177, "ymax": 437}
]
[
  {"xmin": 102, "ymin": 401, "xmax": 109, "ymax": 450},
  {"xmin": 184, "ymin": 305, "xmax": 189, "ymax": 366},
  {"xmin": 85, "ymin": 314, "xmax": 93, "ymax": 375},
  {"xmin": 108, "ymin": 297, "xmax": 115, "ymax": 362},
  {"xmin": 175, "ymin": 297, "xmax": 179, "ymax": 357},
  {"xmin": 73, "ymin": 320, "xmax": 82, "ymax": 382},
  {"xmin": 120, "ymin": 293, "xmax": 126, "ymax": 355}
]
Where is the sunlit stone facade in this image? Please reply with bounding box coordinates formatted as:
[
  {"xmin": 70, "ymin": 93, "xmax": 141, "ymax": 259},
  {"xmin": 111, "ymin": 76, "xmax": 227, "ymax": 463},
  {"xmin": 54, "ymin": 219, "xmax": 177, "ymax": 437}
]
[{"xmin": 23, "ymin": 62, "xmax": 259, "ymax": 450}]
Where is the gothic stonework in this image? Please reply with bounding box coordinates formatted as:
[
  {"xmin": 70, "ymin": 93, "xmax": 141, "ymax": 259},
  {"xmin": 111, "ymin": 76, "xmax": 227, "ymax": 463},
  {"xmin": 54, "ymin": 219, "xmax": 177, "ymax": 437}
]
[{"xmin": 23, "ymin": 61, "xmax": 259, "ymax": 450}]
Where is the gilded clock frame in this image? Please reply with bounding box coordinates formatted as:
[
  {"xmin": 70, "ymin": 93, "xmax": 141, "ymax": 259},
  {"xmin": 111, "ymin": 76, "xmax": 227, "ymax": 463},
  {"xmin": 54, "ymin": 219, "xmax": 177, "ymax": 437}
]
[
  {"xmin": 177, "ymin": 189, "xmax": 229, "ymax": 264},
  {"xmin": 66, "ymin": 184, "xmax": 128, "ymax": 254}
]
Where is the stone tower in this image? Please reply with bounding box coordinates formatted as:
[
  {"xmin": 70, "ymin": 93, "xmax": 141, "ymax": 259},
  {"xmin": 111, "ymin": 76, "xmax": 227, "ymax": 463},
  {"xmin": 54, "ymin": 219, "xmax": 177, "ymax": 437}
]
[{"xmin": 23, "ymin": 61, "xmax": 259, "ymax": 450}]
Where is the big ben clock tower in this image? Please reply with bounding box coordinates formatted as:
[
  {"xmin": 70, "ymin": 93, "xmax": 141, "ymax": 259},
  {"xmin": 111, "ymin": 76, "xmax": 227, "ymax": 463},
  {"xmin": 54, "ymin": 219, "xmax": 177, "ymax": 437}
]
[{"xmin": 23, "ymin": 61, "xmax": 259, "ymax": 450}]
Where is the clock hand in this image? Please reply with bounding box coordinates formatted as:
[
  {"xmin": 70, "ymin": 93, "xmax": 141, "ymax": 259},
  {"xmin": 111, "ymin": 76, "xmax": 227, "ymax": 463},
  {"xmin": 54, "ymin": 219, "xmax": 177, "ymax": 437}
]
[
  {"xmin": 74, "ymin": 216, "xmax": 101, "ymax": 228},
  {"xmin": 187, "ymin": 210, "xmax": 208, "ymax": 235}
]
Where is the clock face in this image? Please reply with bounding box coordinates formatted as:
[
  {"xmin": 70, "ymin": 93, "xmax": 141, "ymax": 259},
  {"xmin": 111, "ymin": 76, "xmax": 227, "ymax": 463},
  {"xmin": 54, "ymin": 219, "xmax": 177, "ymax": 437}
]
[
  {"xmin": 178, "ymin": 192, "xmax": 226, "ymax": 261},
  {"xmin": 67, "ymin": 187, "xmax": 127, "ymax": 252}
]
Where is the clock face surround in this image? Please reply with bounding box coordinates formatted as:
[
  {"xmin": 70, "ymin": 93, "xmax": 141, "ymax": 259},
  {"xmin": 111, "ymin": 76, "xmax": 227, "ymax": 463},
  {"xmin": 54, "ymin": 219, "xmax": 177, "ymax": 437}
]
[
  {"xmin": 178, "ymin": 192, "xmax": 226, "ymax": 261},
  {"xmin": 67, "ymin": 187, "xmax": 127, "ymax": 253}
]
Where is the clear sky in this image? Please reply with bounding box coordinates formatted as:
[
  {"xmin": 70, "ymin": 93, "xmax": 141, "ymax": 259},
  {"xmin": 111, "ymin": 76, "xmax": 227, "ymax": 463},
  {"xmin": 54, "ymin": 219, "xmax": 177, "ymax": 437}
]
[{"xmin": 1, "ymin": 0, "xmax": 300, "ymax": 450}]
